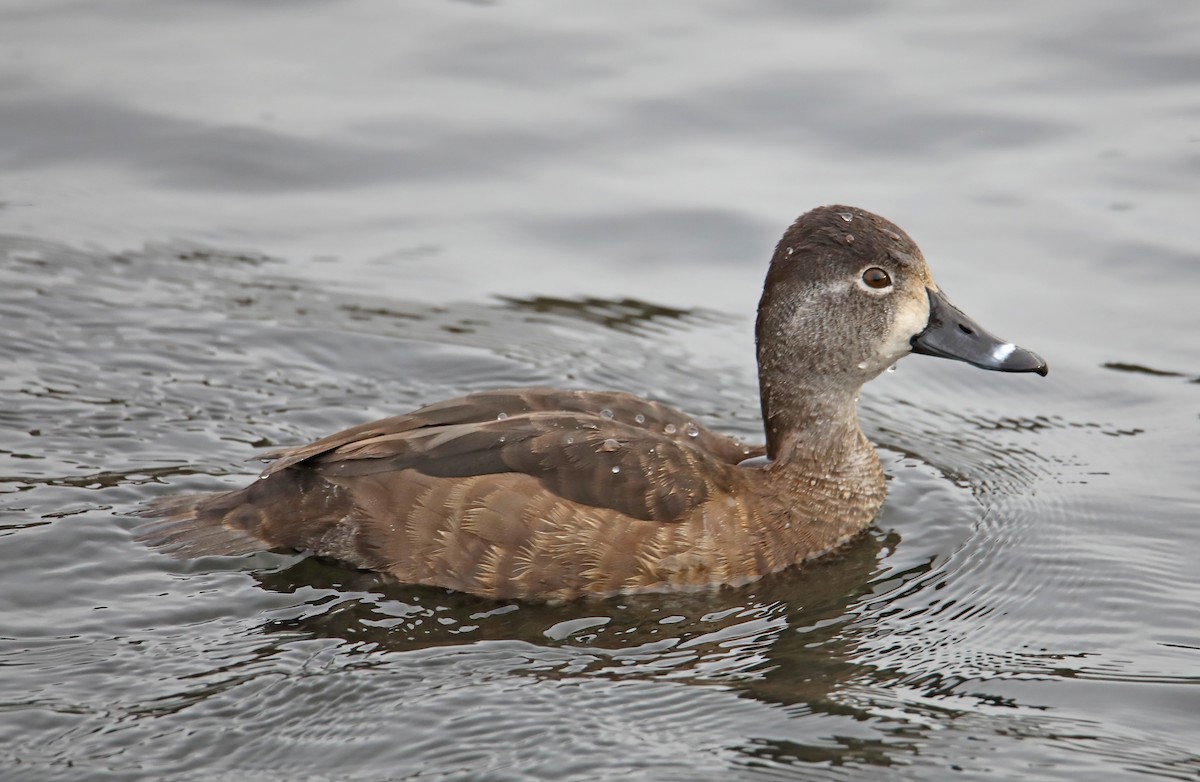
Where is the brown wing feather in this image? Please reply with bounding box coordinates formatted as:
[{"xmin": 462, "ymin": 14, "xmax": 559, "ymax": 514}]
[
  {"xmin": 301, "ymin": 412, "xmax": 734, "ymax": 522},
  {"xmin": 136, "ymin": 388, "xmax": 772, "ymax": 597},
  {"xmin": 261, "ymin": 388, "xmax": 762, "ymax": 475}
]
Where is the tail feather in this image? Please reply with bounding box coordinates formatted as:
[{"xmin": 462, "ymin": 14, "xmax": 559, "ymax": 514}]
[{"xmin": 134, "ymin": 491, "xmax": 271, "ymax": 558}]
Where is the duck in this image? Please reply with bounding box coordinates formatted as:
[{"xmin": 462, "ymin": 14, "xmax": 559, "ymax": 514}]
[{"xmin": 136, "ymin": 205, "xmax": 1047, "ymax": 601}]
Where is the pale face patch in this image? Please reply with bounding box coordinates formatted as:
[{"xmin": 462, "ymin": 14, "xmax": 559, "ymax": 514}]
[{"xmin": 873, "ymin": 289, "xmax": 931, "ymax": 368}]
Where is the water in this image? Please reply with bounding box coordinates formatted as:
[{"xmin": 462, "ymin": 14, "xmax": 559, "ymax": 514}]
[{"xmin": 2, "ymin": 1, "xmax": 1199, "ymax": 779}]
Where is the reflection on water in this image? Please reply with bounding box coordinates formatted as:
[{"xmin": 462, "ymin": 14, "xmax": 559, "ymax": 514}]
[{"xmin": 251, "ymin": 530, "xmax": 883, "ymax": 682}]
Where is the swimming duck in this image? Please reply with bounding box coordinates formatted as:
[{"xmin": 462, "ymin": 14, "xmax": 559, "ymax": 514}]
[{"xmin": 136, "ymin": 205, "xmax": 1046, "ymax": 601}]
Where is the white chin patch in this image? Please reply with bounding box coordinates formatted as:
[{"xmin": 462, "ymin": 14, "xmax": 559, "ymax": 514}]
[{"xmin": 991, "ymin": 342, "xmax": 1017, "ymax": 362}]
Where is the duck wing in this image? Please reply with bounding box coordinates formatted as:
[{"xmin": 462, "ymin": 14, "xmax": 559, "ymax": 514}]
[
  {"xmin": 260, "ymin": 387, "xmax": 762, "ymax": 475},
  {"xmin": 289, "ymin": 410, "xmax": 740, "ymax": 523}
]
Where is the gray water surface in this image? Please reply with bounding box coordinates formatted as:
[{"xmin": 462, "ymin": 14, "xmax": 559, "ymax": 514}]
[{"xmin": 2, "ymin": 2, "xmax": 1198, "ymax": 780}]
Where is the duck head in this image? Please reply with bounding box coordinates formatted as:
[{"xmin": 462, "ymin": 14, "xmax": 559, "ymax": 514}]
[{"xmin": 755, "ymin": 205, "xmax": 1046, "ymax": 459}]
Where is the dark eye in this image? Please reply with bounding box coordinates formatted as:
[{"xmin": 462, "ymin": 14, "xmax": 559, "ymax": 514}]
[{"xmin": 862, "ymin": 267, "xmax": 892, "ymax": 289}]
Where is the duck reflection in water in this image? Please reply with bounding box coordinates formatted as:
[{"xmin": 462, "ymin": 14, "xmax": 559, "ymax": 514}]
[
  {"xmin": 230, "ymin": 528, "xmax": 909, "ymax": 768},
  {"xmin": 136, "ymin": 206, "xmax": 1046, "ymax": 601}
]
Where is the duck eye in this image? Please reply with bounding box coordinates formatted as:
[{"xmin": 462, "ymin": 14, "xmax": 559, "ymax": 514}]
[{"xmin": 861, "ymin": 267, "xmax": 892, "ymax": 289}]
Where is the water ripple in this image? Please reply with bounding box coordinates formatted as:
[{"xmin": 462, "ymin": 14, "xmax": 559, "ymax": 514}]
[{"xmin": 3, "ymin": 233, "xmax": 1198, "ymax": 779}]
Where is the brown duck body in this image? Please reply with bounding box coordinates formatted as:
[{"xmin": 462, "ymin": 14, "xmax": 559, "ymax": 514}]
[
  {"xmin": 138, "ymin": 388, "xmax": 884, "ymax": 601},
  {"xmin": 137, "ymin": 206, "xmax": 1046, "ymax": 601}
]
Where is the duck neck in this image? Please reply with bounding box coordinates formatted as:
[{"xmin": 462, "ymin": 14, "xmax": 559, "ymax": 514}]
[
  {"xmin": 755, "ymin": 380, "xmax": 886, "ymax": 560},
  {"xmin": 759, "ymin": 380, "xmax": 871, "ymax": 471}
]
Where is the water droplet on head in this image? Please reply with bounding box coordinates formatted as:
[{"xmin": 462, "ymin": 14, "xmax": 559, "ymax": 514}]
[
  {"xmin": 845, "ymin": 233, "xmax": 855, "ymax": 245},
  {"xmin": 611, "ymin": 465, "xmax": 621, "ymax": 474},
  {"xmin": 496, "ymin": 411, "xmax": 508, "ymax": 421},
  {"xmin": 497, "ymin": 436, "xmax": 507, "ymax": 444},
  {"xmin": 664, "ymin": 423, "xmax": 677, "ymax": 435},
  {"xmin": 600, "ymin": 438, "xmax": 620, "ymax": 452},
  {"xmin": 564, "ymin": 436, "xmax": 575, "ymax": 445},
  {"xmin": 634, "ymin": 413, "xmax": 646, "ymax": 425},
  {"xmin": 685, "ymin": 423, "xmax": 699, "ymax": 438},
  {"xmin": 785, "ymin": 246, "xmax": 795, "ymax": 257},
  {"xmin": 837, "ymin": 211, "xmax": 854, "ymax": 223},
  {"xmin": 857, "ymin": 360, "xmax": 869, "ymax": 370},
  {"xmin": 886, "ymin": 364, "xmax": 897, "ymax": 374},
  {"xmin": 599, "ymin": 408, "xmax": 614, "ymax": 420}
]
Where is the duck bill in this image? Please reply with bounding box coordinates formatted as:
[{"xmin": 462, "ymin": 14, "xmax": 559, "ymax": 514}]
[{"xmin": 911, "ymin": 289, "xmax": 1048, "ymax": 376}]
